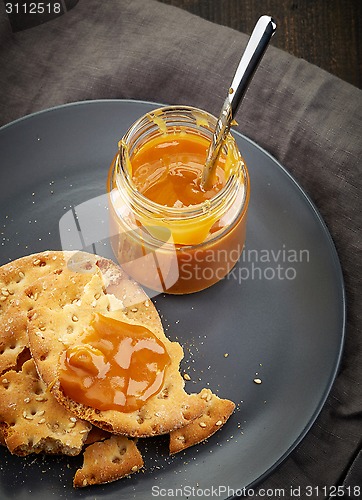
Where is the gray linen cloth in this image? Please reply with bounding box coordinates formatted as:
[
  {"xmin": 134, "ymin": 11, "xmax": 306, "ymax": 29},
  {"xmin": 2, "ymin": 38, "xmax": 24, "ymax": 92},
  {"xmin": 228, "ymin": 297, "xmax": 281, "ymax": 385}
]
[{"xmin": 0, "ymin": 0, "xmax": 361, "ymax": 497}]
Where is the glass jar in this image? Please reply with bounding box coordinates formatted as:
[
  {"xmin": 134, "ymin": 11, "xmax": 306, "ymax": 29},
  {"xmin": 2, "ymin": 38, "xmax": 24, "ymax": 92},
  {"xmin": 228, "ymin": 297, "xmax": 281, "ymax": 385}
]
[{"xmin": 107, "ymin": 105, "xmax": 250, "ymax": 294}]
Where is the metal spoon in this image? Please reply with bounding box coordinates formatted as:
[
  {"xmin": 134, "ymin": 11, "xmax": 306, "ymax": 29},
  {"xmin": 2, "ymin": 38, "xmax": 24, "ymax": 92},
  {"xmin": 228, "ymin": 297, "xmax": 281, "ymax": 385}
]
[{"xmin": 201, "ymin": 16, "xmax": 277, "ymax": 188}]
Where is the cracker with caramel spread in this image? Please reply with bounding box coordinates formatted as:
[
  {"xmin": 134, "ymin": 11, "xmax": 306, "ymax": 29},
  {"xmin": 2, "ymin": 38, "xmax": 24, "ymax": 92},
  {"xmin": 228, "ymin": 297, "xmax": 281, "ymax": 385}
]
[{"xmin": 26, "ymin": 253, "xmax": 207, "ymax": 437}]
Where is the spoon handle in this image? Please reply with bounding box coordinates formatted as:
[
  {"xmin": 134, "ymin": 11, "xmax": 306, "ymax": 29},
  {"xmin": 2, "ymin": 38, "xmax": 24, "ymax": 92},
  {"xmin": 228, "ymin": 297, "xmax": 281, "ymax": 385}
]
[
  {"xmin": 229, "ymin": 15, "xmax": 276, "ymax": 116},
  {"xmin": 201, "ymin": 16, "xmax": 276, "ymax": 187}
]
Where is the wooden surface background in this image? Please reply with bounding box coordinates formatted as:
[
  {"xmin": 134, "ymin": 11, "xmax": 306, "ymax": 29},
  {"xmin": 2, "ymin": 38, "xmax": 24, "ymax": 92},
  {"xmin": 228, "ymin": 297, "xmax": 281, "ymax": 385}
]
[{"xmin": 158, "ymin": 0, "xmax": 362, "ymax": 89}]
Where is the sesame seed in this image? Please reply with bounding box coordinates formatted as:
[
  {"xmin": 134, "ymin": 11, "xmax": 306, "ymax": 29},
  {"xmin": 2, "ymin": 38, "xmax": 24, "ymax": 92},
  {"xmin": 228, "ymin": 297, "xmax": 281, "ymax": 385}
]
[
  {"xmin": 199, "ymin": 422, "xmax": 207, "ymax": 428},
  {"xmin": 72, "ymin": 315, "xmax": 78, "ymax": 322},
  {"xmin": 68, "ymin": 422, "xmax": 76, "ymax": 428},
  {"xmin": 1, "ymin": 289, "xmax": 9, "ymax": 297},
  {"xmin": 39, "ymin": 326, "xmax": 46, "ymax": 331},
  {"xmin": 38, "ymin": 418, "xmax": 46, "ymax": 424},
  {"xmin": 253, "ymin": 378, "xmax": 262, "ymax": 384},
  {"xmin": 35, "ymin": 396, "xmax": 46, "ymax": 401},
  {"xmin": 0, "ymin": 296, "xmax": 7, "ymax": 301},
  {"xmin": 131, "ymin": 466, "xmax": 138, "ymax": 472},
  {"xmin": 23, "ymin": 397, "xmax": 30, "ymax": 403},
  {"xmin": 2, "ymin": 378, "xmax": 9, "ymax": 384},
  {"xmin": 69, "ymin": 417, "xmax": 77, "ymax": 422},
  {"xmin": 215, "ymin": 420, "xmax": 222, "ymax": 426},
  {"xmin": 131, "ymin": 308, "xmax": 138, "ymax": 312},
  {"xmin": 33, "ymin": 259, "xmax": 41, "ymax": 266},
  {"xmin": 183, "ymin": 373, "xmax": 191, "ymax": 381},
  {"xmin": 18, "ymin": 271, "xmax": 25, "ymax": 279},
  {"xmin": 79, "ymin": 429, "xmax": 88, "ymax": 434},
  {"xmin": 224, "ymin": 353, "xmax": 229, "ymax": 358},
  {"xmin": 37, "ymin": 410, "xmax": 45, "ymax": 416},
  {"xmin": 94, "ymin": 293, "xmax": 101, "ymax": 300}
]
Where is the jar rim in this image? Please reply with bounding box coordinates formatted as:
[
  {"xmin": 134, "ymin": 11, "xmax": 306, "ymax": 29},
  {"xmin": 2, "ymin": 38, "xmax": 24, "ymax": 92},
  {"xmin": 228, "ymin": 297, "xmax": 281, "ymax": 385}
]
[{"xmin": 116, "ymin": 105, "xmax": 249, "ymax": 221}]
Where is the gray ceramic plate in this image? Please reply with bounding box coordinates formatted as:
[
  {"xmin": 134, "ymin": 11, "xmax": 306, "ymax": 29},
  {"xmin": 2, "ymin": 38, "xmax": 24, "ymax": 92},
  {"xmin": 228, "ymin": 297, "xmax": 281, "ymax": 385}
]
[{"xmin": 0, "ymin": 100, "xmax": 345, "ymax": 499}]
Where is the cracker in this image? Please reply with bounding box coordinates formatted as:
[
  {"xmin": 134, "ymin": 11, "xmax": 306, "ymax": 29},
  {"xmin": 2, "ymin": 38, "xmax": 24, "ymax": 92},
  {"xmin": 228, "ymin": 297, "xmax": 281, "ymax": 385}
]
[
  {"xmin": 0, "ymin": 251, "xmax": 72, "ymax": 375},
  {"xmin": 0, "ymin": 359, "xmax": 91, "ymax": 456},
  {"xmin": 0, "ymin": 427, "xmax": 5, "ymax": 447},
  {"xmin": 0, "ymin": 251, "xmax": 93, "ymax": 456},
  {"xmin": 84, "ymin": 426, "xmax": 112, "ymax": 446},
  {"xmin": 27, "ymin": 254, "xmax": 207, "ymax": 437},
  {"xmin": 73, "ymin": 435, "xmax": 143, "ymax": 488},
  {"xmin": 169, "ymin": 388, "xmax": 235, "ymax": 454}
]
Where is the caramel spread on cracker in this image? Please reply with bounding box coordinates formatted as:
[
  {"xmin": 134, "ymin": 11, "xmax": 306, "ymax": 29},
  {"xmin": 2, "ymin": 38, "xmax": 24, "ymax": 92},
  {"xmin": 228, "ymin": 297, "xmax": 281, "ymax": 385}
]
[{"xmin": 59, "ymin": 313, "xmax": 170, "ymax": 412}]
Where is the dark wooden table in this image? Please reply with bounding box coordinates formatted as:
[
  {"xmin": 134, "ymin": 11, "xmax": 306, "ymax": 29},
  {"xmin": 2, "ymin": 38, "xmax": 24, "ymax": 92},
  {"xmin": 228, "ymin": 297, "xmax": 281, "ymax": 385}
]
[{"xmin": 158, "ymin": 0, "xmax": 362, "ymax": 89}]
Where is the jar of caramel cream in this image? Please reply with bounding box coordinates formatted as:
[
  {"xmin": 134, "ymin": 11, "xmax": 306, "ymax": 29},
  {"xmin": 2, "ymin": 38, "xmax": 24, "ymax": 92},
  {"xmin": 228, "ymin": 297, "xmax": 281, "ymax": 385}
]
[{"xmin": 107, "ymin": 106, "xmax": 250, "ymax": 294}]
